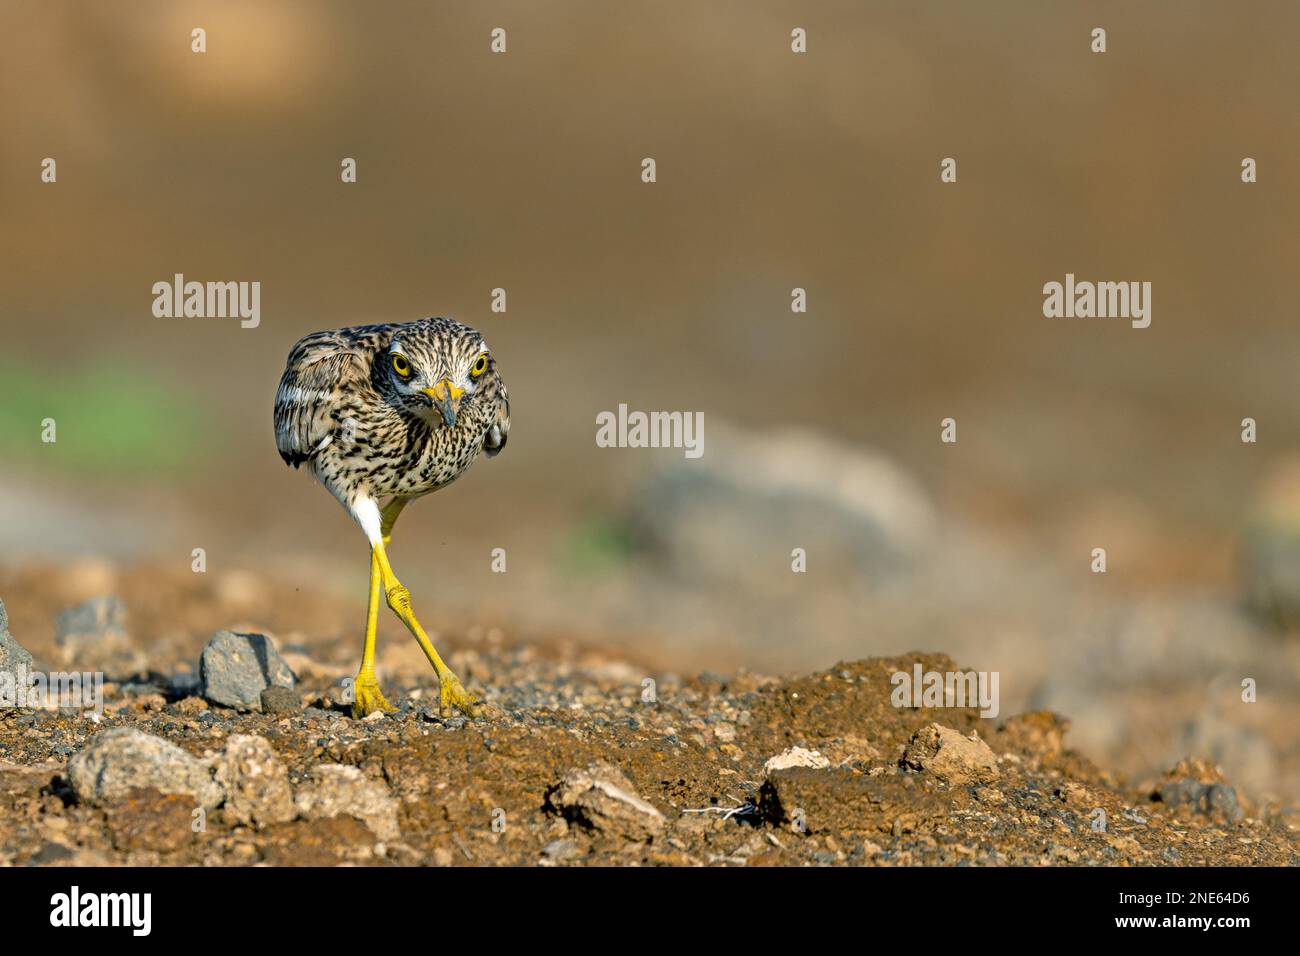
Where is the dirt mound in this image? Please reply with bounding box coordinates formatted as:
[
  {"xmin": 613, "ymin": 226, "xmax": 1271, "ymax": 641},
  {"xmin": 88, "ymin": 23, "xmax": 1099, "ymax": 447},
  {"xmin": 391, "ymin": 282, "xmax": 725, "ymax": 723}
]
[{"xmin": 1, "ymin": 638, "xmax": 1295, "ymax": 866}]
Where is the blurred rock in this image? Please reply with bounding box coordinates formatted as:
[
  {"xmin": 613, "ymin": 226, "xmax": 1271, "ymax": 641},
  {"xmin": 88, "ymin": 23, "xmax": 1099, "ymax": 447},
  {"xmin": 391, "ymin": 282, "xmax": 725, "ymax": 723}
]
[
  {"xmin": 0, "ymin": 598, "xmax": 36, "ymax": 681},
  {"xmin": 200, "ymin": 630, "xmax": 296, "ymax": 712},
  {"xmin": 1157, "ymin": 780, "xmax": 1243, "ymax": 822},
  {"xmin": 1176, "ymin": 715, "xmax": 1277, "ymax": 803},
  {"xmin": 546, "ymin": 762, "xmax": 664, "ymax": 841},
  {"xmin": 902, "ymin": 723, "xmax": 999, "ymax": 785},
  {"xmin": 1242, "ymin": 457, "xmax": 1300, "ymax": 629},
  {"xmin": 627, "ymin": 423, "xmax": 935, "ymax": 587},
  {"xmin": 541, "ymin": 838, "xmax": 580, "ymax": 862},
  {"xmin": 55, "ymin": 595, "xmax": 136, "ymax": 670},
  {"xmin": 68, "ymin": 727, "xmax": 223, "ymax": 809},
  {"xmin": 214, "ymin": 735, "xmax": 295, "ymax": 828},
  {"xmin": 294, "ymin": 764, "xmax": 399, "ymax": 841}
]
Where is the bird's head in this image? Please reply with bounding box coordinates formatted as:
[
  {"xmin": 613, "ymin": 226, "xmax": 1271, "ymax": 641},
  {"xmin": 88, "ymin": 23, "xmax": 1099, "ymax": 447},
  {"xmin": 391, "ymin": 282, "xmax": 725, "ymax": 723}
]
[{"xmin": 383, "ymin": 323, "xmax": 497, "ymax": 429}]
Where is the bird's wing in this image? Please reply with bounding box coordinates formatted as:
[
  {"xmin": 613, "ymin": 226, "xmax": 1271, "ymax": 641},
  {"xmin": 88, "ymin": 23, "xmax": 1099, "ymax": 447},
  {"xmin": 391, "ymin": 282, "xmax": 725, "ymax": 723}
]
[
  {"xmin": 484, "ymin": 380, "xmax": 510, "ymax": 458},
  {"xmin": 274, "ymin": 332, "xmax": 368, "ymax": 468}
]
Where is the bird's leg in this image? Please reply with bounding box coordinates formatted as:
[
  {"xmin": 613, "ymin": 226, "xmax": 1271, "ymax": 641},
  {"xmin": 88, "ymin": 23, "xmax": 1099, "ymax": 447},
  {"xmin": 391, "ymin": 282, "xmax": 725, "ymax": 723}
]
[
  {"xmin": 379, "ymin": 496, "xmax": 408, "ymax": 544},
  {"xmin": 350, "ymin": 497, "xmax": 408, "ymax": 717},
  {"xmin": 352, "ymin": 549, "xmax": 396, "ymax": 717},
  {"xmin": 372, "ymin": 540, "xmax": 482, "ymax": 718}
]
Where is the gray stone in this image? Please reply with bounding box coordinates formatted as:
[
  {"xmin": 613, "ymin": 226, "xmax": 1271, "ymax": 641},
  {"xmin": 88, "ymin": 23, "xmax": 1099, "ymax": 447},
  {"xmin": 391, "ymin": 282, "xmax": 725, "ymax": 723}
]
[
  {"xmin": 0, "ymin": 598, "xmax": 35, "ymax": 678},
  {"xmin": 68, "ymin": 728, "xmax": 223, "ymax": 809},
  {"xmin": 200, "ymin": 630, "xmax": 296, "ymax": 712},
  {"xmin": 55, "ymin": 595, "xmax": 135, "ymax": 668},
  {"xmin": 213, "ymin": 735, "xmax": 295, "ymax": 828},
  {"xmin": 293, "ymin": 764, "xmax": 400, "ymax": 841},
  {"xmin": 546, "ymin": 762, "xmax": 664, "ymax": 841},
  {"xmin": 1157, "ymin": 779, "xmax": 1243, "ymax": 822}
]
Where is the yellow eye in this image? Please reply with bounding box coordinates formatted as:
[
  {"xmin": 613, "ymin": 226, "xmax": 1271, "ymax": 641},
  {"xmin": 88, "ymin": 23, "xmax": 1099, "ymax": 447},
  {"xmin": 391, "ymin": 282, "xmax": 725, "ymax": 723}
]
[
  {"xmin": 470, "ymin": 352, "xmax": 489, "ymax": 378},
  {"xmin": 391, "ymin": 353, "xmax": 411, "ymax": 378}
]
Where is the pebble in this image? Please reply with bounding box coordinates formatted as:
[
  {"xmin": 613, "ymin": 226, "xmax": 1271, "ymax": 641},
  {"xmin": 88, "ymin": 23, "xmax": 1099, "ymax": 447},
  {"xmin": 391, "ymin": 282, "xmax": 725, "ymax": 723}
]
[
  {"xmin": 542, "ymin": 838, "xmax": 580, "ymax": 861},
  {"xmin": 763, "ymin": 746, "xmax": 830, "ymax": 776},
  {"xmin": 200, "ymin": 630, "xmax": 297, "ymax": 712},
  {"xmin": 260, "ymin": 686, "xmax": 301, "ymax": 715},
  {"xmin": 547, "ymin": 762, "xmax": 664, "ymax": 841}
]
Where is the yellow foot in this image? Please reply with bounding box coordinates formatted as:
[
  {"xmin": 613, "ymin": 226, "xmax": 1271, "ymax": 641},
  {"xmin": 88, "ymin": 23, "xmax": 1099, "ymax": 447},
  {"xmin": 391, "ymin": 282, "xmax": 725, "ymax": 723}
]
[
  {"xmin": 438, "ymin": 670, "xmax": 482, "ymax": 719},
  {"xmin": 352, "ymin": 676, "xmax": 397, "ymax": 718}
]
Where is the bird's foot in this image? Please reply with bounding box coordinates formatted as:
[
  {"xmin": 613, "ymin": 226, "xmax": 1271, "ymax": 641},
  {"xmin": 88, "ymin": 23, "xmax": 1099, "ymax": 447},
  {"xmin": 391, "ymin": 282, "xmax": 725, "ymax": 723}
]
[
  {"xmin": 351, "ymin": 674, "xmax": 397, "ymax": 719},
  {"xmin": 437, "ymin": 669, "xmax": 482, "ymax": 719}
]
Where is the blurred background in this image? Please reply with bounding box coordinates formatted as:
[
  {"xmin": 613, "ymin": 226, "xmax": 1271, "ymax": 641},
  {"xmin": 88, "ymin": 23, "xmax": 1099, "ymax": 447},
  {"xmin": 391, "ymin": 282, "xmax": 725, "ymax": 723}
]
[{"xmin": 3, "ymin": 0, "xmax": 1300, "ymax": 803}]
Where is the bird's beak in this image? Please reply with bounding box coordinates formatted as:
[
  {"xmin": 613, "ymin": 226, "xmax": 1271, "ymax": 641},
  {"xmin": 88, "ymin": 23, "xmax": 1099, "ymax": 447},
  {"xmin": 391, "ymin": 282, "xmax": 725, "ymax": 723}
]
[{"xmin": 421, "ymin": 380, "xmax": 464, "ymax": 427}]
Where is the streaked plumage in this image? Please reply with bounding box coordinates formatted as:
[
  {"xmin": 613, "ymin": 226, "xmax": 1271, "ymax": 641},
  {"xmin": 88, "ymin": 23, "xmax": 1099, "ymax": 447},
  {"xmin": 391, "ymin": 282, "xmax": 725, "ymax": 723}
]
[{"xmin": 275, "ymin": 316, "xmax": 509, "ymax": 512}]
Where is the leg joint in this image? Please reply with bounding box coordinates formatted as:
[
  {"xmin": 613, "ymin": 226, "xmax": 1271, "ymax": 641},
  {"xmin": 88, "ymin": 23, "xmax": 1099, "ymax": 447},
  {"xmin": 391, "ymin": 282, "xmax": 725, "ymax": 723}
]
[{"xmin": 385, "ymin": 582, "xmax": 411, "ymax": 614}]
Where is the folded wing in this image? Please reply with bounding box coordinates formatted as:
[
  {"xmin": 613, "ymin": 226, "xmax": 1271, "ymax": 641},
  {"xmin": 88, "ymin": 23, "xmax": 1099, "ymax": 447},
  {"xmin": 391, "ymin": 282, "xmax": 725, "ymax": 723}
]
[{"xmin": 274, "ymin": 331, "xmax": 366, "ymax": 468}]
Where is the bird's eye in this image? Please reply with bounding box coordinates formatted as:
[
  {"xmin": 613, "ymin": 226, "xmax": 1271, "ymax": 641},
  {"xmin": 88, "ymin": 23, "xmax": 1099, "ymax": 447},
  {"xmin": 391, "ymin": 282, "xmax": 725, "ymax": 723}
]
[
  {"xmin": 391, "ymin": 354, "xmax": 412, "ymax": 379},
  {"xmin": 470, "ymin": 352, "xmax": 489, "ymax": 378}
]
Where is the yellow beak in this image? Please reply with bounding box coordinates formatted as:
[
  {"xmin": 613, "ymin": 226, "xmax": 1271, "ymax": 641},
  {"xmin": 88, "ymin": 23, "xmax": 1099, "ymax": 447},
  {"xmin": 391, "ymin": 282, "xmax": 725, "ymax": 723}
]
[{"xmin": 421, "ymin": 379, "xmax": 464, "ymax": 427}]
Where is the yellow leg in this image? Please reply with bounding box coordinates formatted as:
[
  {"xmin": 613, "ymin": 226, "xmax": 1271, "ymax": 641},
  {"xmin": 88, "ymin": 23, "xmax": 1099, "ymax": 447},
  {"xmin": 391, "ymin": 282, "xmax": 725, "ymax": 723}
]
[
  {"xmin": 352, "ymin": 549, "xmax": 396, "ymax": 717},
  {"xmin": 372, "ymin": 538, "xmax": 481, "ymax": 718},
  {"xmin": 379, "ymin": 497, "xmax": 408, "ymax": 544}
]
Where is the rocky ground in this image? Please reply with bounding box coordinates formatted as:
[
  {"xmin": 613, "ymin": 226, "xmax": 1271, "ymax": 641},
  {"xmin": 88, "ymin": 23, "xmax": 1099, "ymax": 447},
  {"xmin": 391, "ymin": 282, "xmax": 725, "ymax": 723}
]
[{"xmin": 0, "ymin": 568, "xmax": 1297, "ymax": 867}]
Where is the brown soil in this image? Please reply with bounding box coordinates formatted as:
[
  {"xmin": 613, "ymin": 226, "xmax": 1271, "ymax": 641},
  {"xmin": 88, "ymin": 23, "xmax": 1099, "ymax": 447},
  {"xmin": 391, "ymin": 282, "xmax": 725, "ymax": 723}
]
[{"xmin": 0, "ymin": 564, "xmax": 1295, "ymax": 866}]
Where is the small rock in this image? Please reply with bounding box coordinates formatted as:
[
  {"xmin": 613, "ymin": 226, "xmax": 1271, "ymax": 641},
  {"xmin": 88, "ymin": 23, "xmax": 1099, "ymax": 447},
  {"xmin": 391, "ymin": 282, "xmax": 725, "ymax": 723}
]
[
  {"xmin": 29, "ymin": 842, "xmax": 76, "ymax": 866},
  {"xmin": 542, "ymin": 838, "xmax": 580, "ymax": 861},
  {"xmin": 260, "ymin": 685, "xmax": 301, "ymax": 715},
  {"xmin": 901, "ymin": 723, "xmax": 999, "ymax": 785},
  {"xmin": 200, "ymin": 630, "xmax": 296, "ymax": 712},
  {"xmin": 68, "ymin": 728, "xmax": 223, "ymax": 809},
  {"xmin": 763, "ymin": 746, "xmax": 830, "ymax": 776},
  {"xmin": 213, "ymin": 735, "xmax": 295, "ymax": 828},
  {"xmin": 1157, "ymin": 779, "xmax": 1243, "ymax": 822},
  {"xmin": 294, "ymin": 764, "xmax": 400, "ymax": 841},
  {"xmin": 546, "ymin": 762, "xmax": 664, "ymax": 841}
]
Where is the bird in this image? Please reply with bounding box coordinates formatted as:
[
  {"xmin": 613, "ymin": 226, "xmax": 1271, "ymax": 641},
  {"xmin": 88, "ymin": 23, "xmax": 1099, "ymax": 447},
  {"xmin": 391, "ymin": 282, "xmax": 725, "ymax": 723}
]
[{"xmin": 273, "ymin": 316, "xmax": 509, "ymax": 719}]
